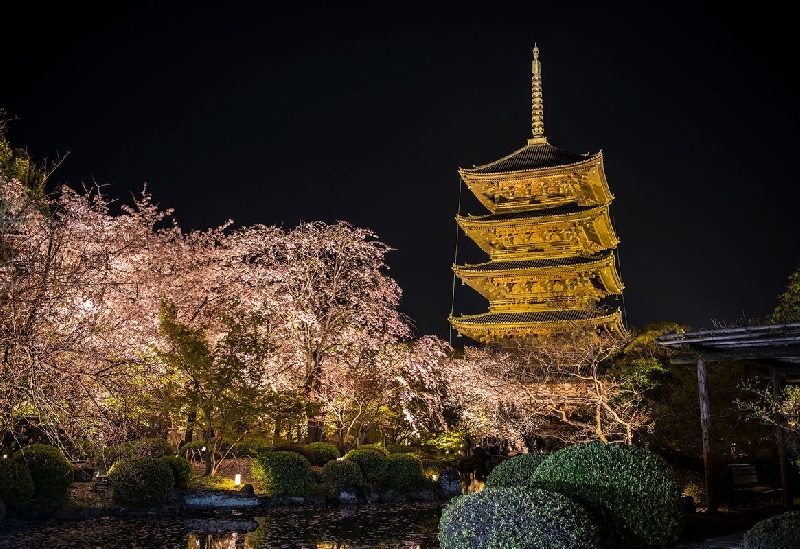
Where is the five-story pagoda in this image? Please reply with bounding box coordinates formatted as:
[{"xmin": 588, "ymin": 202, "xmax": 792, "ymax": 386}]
[{"xmin": 449, "ymin": 46, "xmax": 624, "ymax": 344}]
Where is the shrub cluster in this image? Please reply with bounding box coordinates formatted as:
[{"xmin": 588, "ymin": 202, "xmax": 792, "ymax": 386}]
[
  {"xmin": 108, "ymin": 456, "xmax": 175, "ymax": 508},
  {"xmin": 743, "ymin": 510, "xmax": 800, "ymax": 549},
  {"xmin": 180, "ymin": 440, "xmax": 208, "ymax": 462},
  {"xmin": 12, "ymin": 443, "xmax": 74, "ymax": 503},
  {"xmin": 230, "ymin": 438, "xmax": 269, "ymax": 458},
  {"xmin": 484, "ymin": 453, "xmax": 547, "ymax": 489},
  {"xmin": 439, "ymin": 486, "xmax": 598, "ymax": 549},
  {"xmin": 252, "ymin": 450, "xmax": 314, "ymax": 496},
  {"xmin": 343, "ymin": 448, "xmax": 391, "ymax": 491},
  {"xmin": 386, "ymin": 453, "xmax": 428, "ymax": 494},
  {"xmin": 306, "ymin": 442, "xmax": 340, "ymax": 465},
  {"xmin": 530, "ymin": 441, "xmax": 684, "ymax": 548},
  {"xmin": 321, "ymin": 459, "xmax": 363, "ymax": 496},
  {"xmin": 0, "ymin": 458, "xmax": 35, "ymax": 511},
  {"xmin": 268, "ymin": 443, "xmax": 315, "ymax": 464},
  {"xmin": 161, "ymin": 455, "xmax": 193, "ymax": 489},
  {"xmin": 106, "ymin": 437, "xmax": 174, "ymax": 465}
]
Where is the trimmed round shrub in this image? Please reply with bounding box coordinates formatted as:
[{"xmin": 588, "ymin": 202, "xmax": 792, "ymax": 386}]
[
  {"xmin": 252, "ymin": 450, "xmax": 314, "ymax": 496},
  {"xmin": 305, "ymin": 442, "xmax": 340, "ymax": 465},
  {"xmin": 12, "ymin": 444, "xmax": 73, "ymax": 503},
  {"xmin": 386, "ymin": 444, "xmax": 418, "ymax": 454},
  {"xmin": 485, "ymin": 453, "xmax": 547, "ymax": 488},
  {"xmin": 231, "ymin": 438, "xmax": 269, "ymax": 458},
  {"xmin": 387, "ymin": 453, "xmax": 427, "ymax": 493},
  {"xmin": 439, "ymin": 486, "xmax": 599, "ymax": 549},
  {"xmin": 321, "ymin": 459, "xmax": 364, "ymax": 496},
  {"xmin": 743, "ymin": 510, "xmax": 800, "ymax": 549},
  {"xmin": 180, "ymin": 440, "xmax": 207, "ymax": 462},
  {"xmin": 0, "ymin": 458, "xmax": 35, "ymax": 510},
  {"xmin": 133, "ymin": 437, "xmax": 174, "ymax": 457},
  {"xmin": 108, "ymin": 457, "xmax": 175, "ymax": 508},
  {"xmin": 105, "ymin": 438, "xmax": 174, "ymax": 466},
  {"xmin": 530, "ymin": 442, "xmax": 683, "ymax": 549},
  {"xmin": 160, "ymin": 455, "xmax": 192, "ymax": 489},
  {"xmin": 343, "ymin": 448, "xmax": 391, "ymax": 490},
  {"xmin": 268, "ymin": 443, "xmax": 314, "ymax": 464}
]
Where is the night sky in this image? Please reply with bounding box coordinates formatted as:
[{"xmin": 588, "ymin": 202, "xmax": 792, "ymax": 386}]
[{"xmin": 2, "ymin": 3, "xmax": 798, "ymax": 342}]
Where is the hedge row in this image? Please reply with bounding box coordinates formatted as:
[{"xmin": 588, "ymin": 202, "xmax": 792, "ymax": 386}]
[{"xmin": 250, "ymin": 446, "xmax": 431, "ymax": 497}]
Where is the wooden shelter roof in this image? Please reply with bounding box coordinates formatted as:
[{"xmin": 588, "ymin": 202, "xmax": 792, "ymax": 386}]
[{"xmin": 656, "ymin": 323, "xmax": 800, "ymax": 371}]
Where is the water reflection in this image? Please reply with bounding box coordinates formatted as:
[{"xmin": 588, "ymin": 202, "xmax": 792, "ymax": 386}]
[{"xmin": 0, "ymin": 502, "xmax": 443, "ymax": 549}]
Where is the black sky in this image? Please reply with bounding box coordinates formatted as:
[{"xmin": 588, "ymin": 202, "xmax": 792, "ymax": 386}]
[{"xmin": 2, "ymin": 2, "xmax": 799, "ymax": 342}]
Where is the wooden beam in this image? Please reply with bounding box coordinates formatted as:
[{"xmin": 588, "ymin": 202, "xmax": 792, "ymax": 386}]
[
  {"xmin": 697, "ymin": 358, "xmax": 717, "ymax": 512},
  {"xmin": 772, "ymin": 368, "xmax": 792, "ymax": 508}
]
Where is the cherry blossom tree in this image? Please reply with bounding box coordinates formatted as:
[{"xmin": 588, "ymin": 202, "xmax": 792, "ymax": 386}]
[
  {"xmin": 270, "ymin": 221, "xmax": 412, "ymax": 441},
  {"xmin": 448, "ymin": 324, "xmax": 648, "ymax": 448},
  {"xmin": 0, "ymin": 177, "xmax": 180, "ymax": 451}
]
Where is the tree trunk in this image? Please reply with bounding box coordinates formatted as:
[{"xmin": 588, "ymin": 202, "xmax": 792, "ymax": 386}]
[
  {"xmin": 272, "ymin": 419, "xmax": 282, "ymax": 445},
  {"xmin": 184, "ymin": 409, "xmax": 197, "ymax": 443},
  {"xmin": 202, "ymin": 427, "xmax": 213, "ymax": 477}
]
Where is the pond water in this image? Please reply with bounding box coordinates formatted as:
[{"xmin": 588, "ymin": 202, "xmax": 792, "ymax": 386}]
[{"xmin": 0, "ymin": 502, "xmax": 444, "ymax": 549}]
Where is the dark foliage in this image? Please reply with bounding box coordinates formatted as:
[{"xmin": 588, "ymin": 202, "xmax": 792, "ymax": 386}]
[
  {"xmin": 530, "ymin": 441, "xmax": 683, "ymax": 548},
  {"xmin": 107, "ymin": 457, "xmax": 175, "ymax": 508},
  {"xmin": 0, "ymin": 458, "xmax": 34, "ymax": 511},
  {"xmin": 743, "ymin": 510, "xmax": 800, "ymax": 549},
  {"xmin": 305, "ymin": 442, "xmax": 340, "ymax": 465},
  {"xmin": 12, "ymin": 443, "xmax": 73, "ymax": 503},
  {"xmin": 251, "ymin": 450, "xmax": 314, "ymax": 496},
  {"xmin": 160, "ymin": 455, "xmax": 193, "ymax": 489},
  {"xmin": 484, "ymin": 453, "xmax": 547, "ymax": 488},
  {"xmin": 321, "ymin": 459, "xmax": 364, "ymax": 497},
  {"xmin": 439, "ymin": 486, "xmax": 599, "ymax": 549}
]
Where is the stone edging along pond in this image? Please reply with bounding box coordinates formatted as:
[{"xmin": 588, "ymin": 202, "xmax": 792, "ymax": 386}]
[{"xmin": 44, "ymin": 485, "xmax": 456, "ymax": 523}]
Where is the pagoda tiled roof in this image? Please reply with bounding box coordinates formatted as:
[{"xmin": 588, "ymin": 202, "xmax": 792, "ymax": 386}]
[
  {"xmin": 457, "ymin": 251, "xmax": 612, "ymax": 273},
  {"xmin": 461, "ymin": 141, "xmax": 599, "ymax": 175},
  {"xmin": 464, "ymin": 203, "xmax": 599, "ymax": 222},
  {"xmin": 454, "ymin": 308, "xmax": 616, "ymax": 325}
]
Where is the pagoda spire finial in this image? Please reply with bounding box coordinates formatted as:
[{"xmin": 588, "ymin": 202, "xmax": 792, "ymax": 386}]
[{"xmin": 529, "ymin": 44, "xmax": 547, "ymax": 145}]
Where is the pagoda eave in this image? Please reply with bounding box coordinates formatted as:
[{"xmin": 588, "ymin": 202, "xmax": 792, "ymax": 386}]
[
  {"xmin": 459, "ymin": 154, "xmax": 613, "ymax": 214},
  {"xmin": 449, "ymin": 308, "xmax": 625, "ymax": 344}
]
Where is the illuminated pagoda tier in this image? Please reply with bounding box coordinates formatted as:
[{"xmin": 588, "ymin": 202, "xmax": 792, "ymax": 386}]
[{"xmin": 449, "ymin": 46, "xmax": 624, "ymax": 344}]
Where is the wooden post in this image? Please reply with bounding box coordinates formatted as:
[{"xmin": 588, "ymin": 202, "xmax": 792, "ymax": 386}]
[
  {"xmin": 697, "ymin": 358, "xmax": 717, "ymax": 512},
  {"xmin": 772, "ymin": 367, "xmax": 791, "ymax": 508}
]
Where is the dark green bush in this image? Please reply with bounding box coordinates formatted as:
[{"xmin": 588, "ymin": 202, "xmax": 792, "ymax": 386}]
[
  {"xmin": 485, "ymin": 453, "xmax": 547, "ymax": 488},
  {"xmin": 108, "ymin": 457, "xmax": 175, "ymax": 508},
  {"xmin": 267, "ymin": 443, "xmax": 314, "ymax": 464},
  {"xmin": 439, "ymin": 486, "xmax": 599, "ymax": 549},
  {"xmin": 386, "ymin": 444, "xmax": 418, "ymax": 454},
  {"xmin": 530, "ymin": 442, "xmax": 683, "ymax": 549},
  {"xmin": 305, "ymin": 442, "xmax": 340, "ymax": 465},
  {"xmin": 0, "ymin": 458, "xmax": 35, "ymax": 510},
  {"xmin": 231, "ymin": 437, "xmax": 269, "ymax": 458},
  {"xmin": 134, "ymin": 437, "xmax": 174, "ymax": 457},
  {"xmin": 12, "ymin": 444, "xmax": 73, "ymax": 503},
  {"xmin": 180, "ymin": 440, "xmax": 207, "ymax": 462},
  {"xmin": 160, "ymin": 455, "xmax": 193, "ymax": 489},
  {"xmin": 743, "ymin": 510, "xmax": 800, "ymax": 549},
  {"xmin": 105, "ymin": 437, "xmax": 174, "ymax": 466},
  {"xmin": 321, "ymin": 459, "xmax": 364, "ymax": 496},
  {"xmin": 387, "ymin": 453, "xmax": 428, "ymax": 493},
  {"xmin": 344, "ymin": 448, "xmax": 391, "ymax": 490},
  {"xmin": 252, "ymin": 450, "xmax": 314, "ymax": 496}
]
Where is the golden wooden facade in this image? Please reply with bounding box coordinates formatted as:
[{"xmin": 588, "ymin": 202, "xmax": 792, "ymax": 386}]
[{"xmin": 449, "ymin": 47, "xmax": 624, "ymax": 344}]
